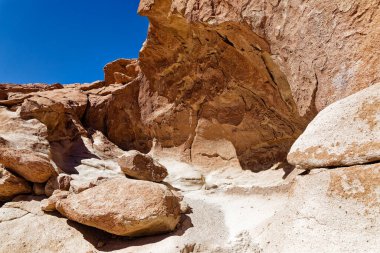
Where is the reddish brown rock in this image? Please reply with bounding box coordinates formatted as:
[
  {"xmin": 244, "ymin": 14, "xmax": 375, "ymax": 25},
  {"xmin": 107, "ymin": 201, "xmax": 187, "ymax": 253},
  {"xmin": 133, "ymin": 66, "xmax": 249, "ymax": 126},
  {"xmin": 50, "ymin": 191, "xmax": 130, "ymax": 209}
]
[
  {"xmin": 56, "ymin": 178, "xmax": 181, "ymax": 236},
  {"xmin": 139, "ymin": 0, "xmax": 380, "ymax": 115},
  {"xmin": 131, "ymin": 0, "xmax": 310, "ymax": 171},
  {"xmin": 118, "ymin": 151, "xmax": 168, "ymax": 182},
  {"xmin": 104, "ymin": 59, "xmax": 140, "ymax": 84},
  {"xmin": 0, "ymin": 148, "xmax": 55, "ymax": 183},
  {"xmin": 20, "ymin": 88, "xmax": 88, "ymax": 141},
  {"xmin": 0, "ymin": 166, "xmax": 31, "ymax": 201},
  {"xmin": 84, "ymin": 79, "xmax": 152, "ymax": 153}
]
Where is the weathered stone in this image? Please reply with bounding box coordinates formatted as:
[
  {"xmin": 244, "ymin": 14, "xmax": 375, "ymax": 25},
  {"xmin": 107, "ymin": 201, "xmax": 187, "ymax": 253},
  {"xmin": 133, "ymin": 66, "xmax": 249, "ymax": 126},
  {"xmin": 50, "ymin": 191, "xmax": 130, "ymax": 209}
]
[
  {"xmin": 0, "ymin": 166, "xmax": 31, "ymax": 201},
  {"xmin": 0, "ymin": 197, "xmax": 97, "ymax": 253},
  {"xmin": 20, "ymin": 88, "xmax": 88, "ymax": 141},
  {"xmin": 0, "ymin": 106, "xmax": 49, "ymax": 154},
  {"xmin": 118, "ymin": 151, "xmax": 168, "ymax": 182},
  {"xmin": 44, "ymin": 174, "xmax": 72, "ymax": 197},
  {"xmin": 139, "ymin": 0, "xmax": 380, "ymax": 115},
  {"xmin": 41, "ymin": 190, "xmax": 69, "ymax": 212},
  {"xmin": 0, "ymin": 148, "xmax": 55, "ymax": 183},
  {"xmin": 104, "ymin": 59, "xmax": 140, "ymax": 84},
  {"xmin": 288, "ymin": 84, "xmax": 380, "ymax": 169},
  {"xmin": 56, "ymin": 178, "xmax": 181, "ymax": 236}
]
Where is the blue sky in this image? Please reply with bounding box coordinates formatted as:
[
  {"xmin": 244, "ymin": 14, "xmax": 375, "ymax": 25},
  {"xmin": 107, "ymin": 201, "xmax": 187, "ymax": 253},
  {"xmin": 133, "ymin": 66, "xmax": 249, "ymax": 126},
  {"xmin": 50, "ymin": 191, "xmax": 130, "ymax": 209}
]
[{"xmin": 0, "ymin": 0, "xmax": 149, "ymax": 84}]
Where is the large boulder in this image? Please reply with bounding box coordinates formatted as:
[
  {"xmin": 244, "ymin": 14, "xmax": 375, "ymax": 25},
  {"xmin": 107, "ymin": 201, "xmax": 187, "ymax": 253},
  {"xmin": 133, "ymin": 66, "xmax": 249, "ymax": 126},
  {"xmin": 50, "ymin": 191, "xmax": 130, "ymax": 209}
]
[
  {"xmin": 0, "ymin": 148, "xmax": 55, "ymax": 183},
  {"xmin": 0, "ymin": 166, "xmax": 31, "ymax": 201},
  {"xmin": 56, "ymin": 178, "xmax": 181, "ymax": 236},
  {"xmin": 288, "ymin": 84, "xmax": 380, "ymax": 169},
  {"xmin": 118, "ymin": 151, "xmax": 168, "ymax": 182}
]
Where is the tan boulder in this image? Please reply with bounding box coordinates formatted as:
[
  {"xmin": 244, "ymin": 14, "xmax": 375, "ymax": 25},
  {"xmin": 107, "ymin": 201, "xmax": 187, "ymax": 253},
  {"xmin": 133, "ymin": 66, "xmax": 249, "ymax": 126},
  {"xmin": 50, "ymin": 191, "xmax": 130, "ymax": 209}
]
[
  {"xmin": 0, "ymin": 166, "xmax": 31, "ymax": 201},
  {"xmin": 118, "ymin": 151, "xmax": 168, "ymax": 182},
  {"xmin": 56, "ymin": 178, "xmax": 181, "ymax": 236},
  {"xmin": 288, "ymin": 84, "xmax": 380, "ymax": 169},
  {"xmin": 0, "ymin": 148, "xmax": 55, "ymax": 183}
]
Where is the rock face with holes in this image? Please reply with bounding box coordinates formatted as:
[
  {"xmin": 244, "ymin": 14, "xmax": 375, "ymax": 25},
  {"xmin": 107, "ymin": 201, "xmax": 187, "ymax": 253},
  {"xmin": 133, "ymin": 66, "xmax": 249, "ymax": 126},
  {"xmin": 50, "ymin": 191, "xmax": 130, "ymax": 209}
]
[{"xmin": 288, "ymin": 83, "xmax": 380, "ymax": 169}]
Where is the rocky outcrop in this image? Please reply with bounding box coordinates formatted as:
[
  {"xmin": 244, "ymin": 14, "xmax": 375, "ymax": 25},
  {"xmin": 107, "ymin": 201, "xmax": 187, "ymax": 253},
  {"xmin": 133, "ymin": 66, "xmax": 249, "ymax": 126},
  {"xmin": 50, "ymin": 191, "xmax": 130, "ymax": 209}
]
[
  {"xmin": 288, "ymin": 83, "xmax": 380, "ymax": 169},
  {"xmin": 0, "ymin": 196, "xmax": 97, "ymax": 253},
  {"xmin": 118, "ymin": 151, "xmax": 168, "ymax": 182},
  {"xmin": 255, "ymin": 163, "xmax": 380, "ymax": 253},
  {"xmin": 0, "ymin": 0, "xmax": 379, "ymax": 251},
  {"xmin": 104, "ymin": 59, "xmax": 140, "ymax": 84},
  {"xmin": 139, "ymin": 0, "xmax": 380, "ymax": 115},
  {"xmin": 0, "ymin": 166, "xmax": 31, "ymax": 201},
  {"xmin": 56, "ymin": 178, "xmax": 181, "ymax": 237},
  {"xmin": 20, "ymin": 88, "xmax": 88, "ymax": 141},
  {"xmin": 135, "ymin": 0, "xmax": 312, "ymax": 171}
]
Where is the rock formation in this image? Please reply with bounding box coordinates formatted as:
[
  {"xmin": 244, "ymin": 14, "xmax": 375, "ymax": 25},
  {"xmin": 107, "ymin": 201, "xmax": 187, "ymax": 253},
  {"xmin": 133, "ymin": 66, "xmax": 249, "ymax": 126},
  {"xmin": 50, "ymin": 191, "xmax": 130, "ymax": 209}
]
[{"xmin": 0, "ymin": 0, "xmax": 379, "ymax": 252}]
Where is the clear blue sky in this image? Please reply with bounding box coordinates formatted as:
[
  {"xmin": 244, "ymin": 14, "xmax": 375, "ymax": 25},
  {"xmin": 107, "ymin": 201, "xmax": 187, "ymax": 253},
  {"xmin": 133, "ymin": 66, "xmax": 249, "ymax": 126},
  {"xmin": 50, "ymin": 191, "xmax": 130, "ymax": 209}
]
[{"xmin": 0, "ymin": 0, "xmax": 149, "ymax": 84}]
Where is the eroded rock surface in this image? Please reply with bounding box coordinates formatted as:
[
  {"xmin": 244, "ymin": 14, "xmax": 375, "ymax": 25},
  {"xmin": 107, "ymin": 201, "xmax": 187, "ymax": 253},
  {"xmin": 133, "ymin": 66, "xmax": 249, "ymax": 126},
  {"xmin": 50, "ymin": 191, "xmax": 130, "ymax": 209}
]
[
  {"xmin": 139, "ymin": 0, "xmax": 380, "ymax": 115},
  {"xmin": 0, "ymin": 0, "xmax": 379, "ymax": 251}
]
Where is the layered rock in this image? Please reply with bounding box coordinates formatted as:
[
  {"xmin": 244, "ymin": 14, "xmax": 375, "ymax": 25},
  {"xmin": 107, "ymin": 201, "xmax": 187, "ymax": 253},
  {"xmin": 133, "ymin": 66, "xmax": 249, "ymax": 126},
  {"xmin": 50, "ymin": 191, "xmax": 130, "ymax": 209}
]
[
  {"xmin": 56, "ymin": 178, "xmax": 181, "ymax": 237},
  {"xmin": 288, "ymin": 83, "xmax": 380, "ymax": 169}
]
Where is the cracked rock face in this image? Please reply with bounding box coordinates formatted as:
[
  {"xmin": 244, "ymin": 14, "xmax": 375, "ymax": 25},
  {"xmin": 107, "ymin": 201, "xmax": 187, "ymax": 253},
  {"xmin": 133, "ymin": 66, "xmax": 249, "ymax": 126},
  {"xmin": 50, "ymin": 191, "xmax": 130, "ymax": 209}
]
[
  {"xmin": 136, "ymin": 0, "xmax": 309, "ymax": 171},
  {"xmin": 141, "ymin": 0, "xmax": 380, "ymax": 115}
]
